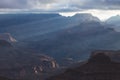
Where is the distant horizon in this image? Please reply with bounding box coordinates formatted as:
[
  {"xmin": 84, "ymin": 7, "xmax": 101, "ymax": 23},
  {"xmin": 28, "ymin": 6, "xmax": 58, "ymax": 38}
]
[
  {"xmin": 0, "ymin": 10, "xmax": 120, "ymax": 21},
  {"xmin": 60, "ymin": 10, "xmax": 120, "ymax": 21}
]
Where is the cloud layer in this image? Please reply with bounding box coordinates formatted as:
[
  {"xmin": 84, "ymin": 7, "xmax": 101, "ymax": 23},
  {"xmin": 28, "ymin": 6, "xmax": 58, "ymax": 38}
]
[{"xmin": 0, "ymin": 0, "xmax": 120, "ymax": 11}]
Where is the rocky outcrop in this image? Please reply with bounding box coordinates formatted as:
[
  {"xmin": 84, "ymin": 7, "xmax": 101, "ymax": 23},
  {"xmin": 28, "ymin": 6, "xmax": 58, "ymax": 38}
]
[
  {"xmin": 0, "ymin": 40, "xmax": 12, "ymax": 47},
  {"xmin": 92, "ymin": 50, "xmax": 120, "ymax": 62},
  {"xmin": 0, "ymin": 76, "xmax": 12, "ymax": 80},
  {"xmin": 47, "ymin": 52, "xmax": 120, "ymax": 80},
  {"xmin": 0, "ymin": 50, "xmax": 59, "ymax": 80},
  {"xmin": 0, "ymin": 40, "xmax": 59, "ymax": 80},
  {"xmin": 0, "ymin": 33, "xmax": 17, "ymax": 43}
]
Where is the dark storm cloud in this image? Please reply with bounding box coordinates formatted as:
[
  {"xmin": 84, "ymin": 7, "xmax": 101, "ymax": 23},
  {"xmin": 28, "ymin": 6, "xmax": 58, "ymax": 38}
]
[
  {"xmin": 37, "ymin": 0, "xmax": 57, "ymax": 4},
  {"xmin": 88, "ymin": 0, "xmax": 120, "ymax": 9},
  {"xmin": 105, "ymin": 0, "xmax": 120, "ymax": 5},
  {"xmin": 0, "ymin": 0, "xmax": 120, "ymax": 10},
  {"xmin": 0, "ymin": 0, "xmax": 29, "ymax": 9},
  {"xmin": 68, "ymin": 0, "xmax": 120, "ymax": 10}
]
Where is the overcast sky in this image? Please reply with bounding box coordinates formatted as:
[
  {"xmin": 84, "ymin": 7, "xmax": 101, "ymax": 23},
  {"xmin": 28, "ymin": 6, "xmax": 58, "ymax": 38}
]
[
  {"xmin": 0, "ymin": 0, "xmax": 120, "ymax": 20},
  {"xmin": 0, "ymin": 0, "xmax": 120, "ymax": 10}
]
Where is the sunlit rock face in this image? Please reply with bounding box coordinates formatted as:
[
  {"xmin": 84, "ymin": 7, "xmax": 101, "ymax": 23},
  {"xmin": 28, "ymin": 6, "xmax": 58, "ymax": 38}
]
[
  {"xmin": 47, "ymin": 52, "xmax": 120, "ymax": 80},
  {"xmin": 0, "ymin": 33, "xmax": 17, "ymax": 43},
  {"xmin": 31, "ymin": 54, "xmax": 59, "ymax": 74}
]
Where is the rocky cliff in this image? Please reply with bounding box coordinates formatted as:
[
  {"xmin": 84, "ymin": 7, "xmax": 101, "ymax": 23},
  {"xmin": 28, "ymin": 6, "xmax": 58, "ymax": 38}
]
[
  {"xmin": 0, "ymin": 37, "xmax": 59, "ymax": 80},
  {"xmin": 47, "ymin": 52, "xmax": 120, "ymax": 80},
  {"xmin": 0, "ymin": 33, "xmax": 17, "ymax": 43}
]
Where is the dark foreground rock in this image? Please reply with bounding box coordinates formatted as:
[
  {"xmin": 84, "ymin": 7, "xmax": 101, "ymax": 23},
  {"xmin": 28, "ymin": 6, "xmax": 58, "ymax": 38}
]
[{"xmin": 47, "ymin": 52, "xmax": 120, "ymax": 80}]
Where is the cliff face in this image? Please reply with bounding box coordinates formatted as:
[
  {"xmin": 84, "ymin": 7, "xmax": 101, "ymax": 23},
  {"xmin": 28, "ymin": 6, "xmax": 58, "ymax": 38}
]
[
  {"xmin": 0, "ymin": 37, "xmax": 59, "ymax": 80},
  {"xmin": 0, "ymin": 76, "xmax": 12, "ymax": 80},
  {"xmin": 0, "ymin": 40, "xmax": 12, "ymax": 47},
  {"xmin": 0, "ymin": 33, "xmax": 17, "ymax": 43},
  {"xmin": 0, "ymin": 48, "xmax": 59, "ymax": 80},
  {"xmin": 92, "ymin": 50, "xmax": 120, "ymax": 62},
  {"xmin": 47, "ymin": 52, "xmax": 120, "ymax": 80}
]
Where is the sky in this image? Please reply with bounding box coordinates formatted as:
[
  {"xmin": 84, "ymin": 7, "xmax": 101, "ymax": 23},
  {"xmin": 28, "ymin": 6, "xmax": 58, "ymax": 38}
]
[{"xmin": 0, "ymin": 0, "xmax": 120, "ymax": 20}]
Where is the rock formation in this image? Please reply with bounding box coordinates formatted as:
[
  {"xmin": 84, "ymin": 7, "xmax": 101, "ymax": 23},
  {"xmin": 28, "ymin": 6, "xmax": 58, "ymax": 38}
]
[
  {"xmin": 0, "ymin": 49, "xmax": 59, "ymax": 80},
  {"xmin": 0, "ymin": 36, "xmax": 59, "ymax": 80},
  {"xmin": 0, "ymin": 40, "xmax": 12, "ymax": 47},
  {"xmin": 47, "ymin": 52, "xmax": 120, "ymax": 80},
  {"xmin": 0, "ymin": 33, "xmax": 17, "ymax": 43}
]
